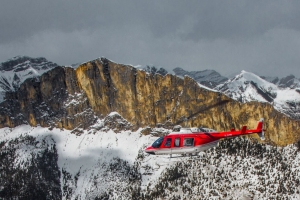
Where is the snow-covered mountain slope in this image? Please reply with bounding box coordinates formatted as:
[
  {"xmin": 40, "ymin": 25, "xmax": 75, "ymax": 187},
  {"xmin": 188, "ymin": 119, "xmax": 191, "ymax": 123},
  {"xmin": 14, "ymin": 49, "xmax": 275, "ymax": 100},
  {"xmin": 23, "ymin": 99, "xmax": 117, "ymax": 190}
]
[
  {"xmin": 0, "ymin": 56, "xmax": 58, "ymax": 102},
  {"xmin": 173, "ymin": 67, "xmax": 228, "ymax": 88},
  {"xmin": 0, "ymin": 113, "xmax": 173, "ymax": 199},
  {"xmin": 1, "ymin": 115, "xmax": 300, "ymax": 199},
  {"xmin": 215, "ymin": 70, "xmax": 300, "ymax": 119},
  {"xmin": 0, "ymin": 133, "xmax": 61, "ymax": 199}
]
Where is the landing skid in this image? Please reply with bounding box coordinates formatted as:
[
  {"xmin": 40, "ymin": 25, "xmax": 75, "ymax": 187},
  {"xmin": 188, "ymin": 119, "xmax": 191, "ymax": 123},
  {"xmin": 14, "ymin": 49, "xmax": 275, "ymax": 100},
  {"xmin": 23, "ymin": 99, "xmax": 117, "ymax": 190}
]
[{"xmin": 168, "ymin": 153, "xmax": 201, "ymax": 160}]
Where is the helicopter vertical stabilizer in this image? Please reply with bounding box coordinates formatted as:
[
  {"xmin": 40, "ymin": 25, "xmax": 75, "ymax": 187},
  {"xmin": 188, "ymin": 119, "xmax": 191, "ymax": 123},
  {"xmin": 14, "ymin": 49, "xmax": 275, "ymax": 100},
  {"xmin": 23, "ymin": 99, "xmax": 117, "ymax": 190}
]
[
  {"xmin": 257, "ymin": 118, "xmax": 265, "ymax": 140},
  {"xmin": 241, "ymin": 126, "xmax": 247, "ymax": 134}
]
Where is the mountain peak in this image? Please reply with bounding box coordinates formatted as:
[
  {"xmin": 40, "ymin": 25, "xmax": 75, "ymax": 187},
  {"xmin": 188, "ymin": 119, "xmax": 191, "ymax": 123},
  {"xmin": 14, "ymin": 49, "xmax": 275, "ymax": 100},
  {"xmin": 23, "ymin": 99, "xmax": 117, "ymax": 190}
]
[
  {"xmin": 232, "ymin": 70, "xmax": 271, "ymax": 86},
  {"xmin": 0, "ymin": 56, "xmax": 54, "ymax": 71}
]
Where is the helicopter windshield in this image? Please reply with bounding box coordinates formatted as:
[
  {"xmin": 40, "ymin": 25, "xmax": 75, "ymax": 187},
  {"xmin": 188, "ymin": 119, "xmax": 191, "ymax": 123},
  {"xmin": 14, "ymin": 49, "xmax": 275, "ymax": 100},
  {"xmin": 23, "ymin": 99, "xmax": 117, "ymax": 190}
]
[{"xmin": 152, "ymin": 137, "xmax": 164, "ymax": 148}]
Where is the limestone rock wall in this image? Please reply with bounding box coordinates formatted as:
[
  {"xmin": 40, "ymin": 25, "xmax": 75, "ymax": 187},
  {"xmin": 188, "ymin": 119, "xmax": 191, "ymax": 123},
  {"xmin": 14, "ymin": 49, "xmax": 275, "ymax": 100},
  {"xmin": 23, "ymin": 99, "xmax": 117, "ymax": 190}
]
[
  {"xmin": 0, "ymin": 58, "xmax": 299, "ymax": 146},
  {"xmin": 0, "ymin": 66, "xmax": 95, "ymax": 130}
]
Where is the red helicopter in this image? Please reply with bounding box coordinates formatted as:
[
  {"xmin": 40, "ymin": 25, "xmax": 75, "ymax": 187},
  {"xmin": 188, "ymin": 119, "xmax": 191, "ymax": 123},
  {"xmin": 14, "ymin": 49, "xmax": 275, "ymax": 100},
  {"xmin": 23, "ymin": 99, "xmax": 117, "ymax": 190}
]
[{"xmin": 145, "ymin": 118, "xmax": 265, "ymax": 157}]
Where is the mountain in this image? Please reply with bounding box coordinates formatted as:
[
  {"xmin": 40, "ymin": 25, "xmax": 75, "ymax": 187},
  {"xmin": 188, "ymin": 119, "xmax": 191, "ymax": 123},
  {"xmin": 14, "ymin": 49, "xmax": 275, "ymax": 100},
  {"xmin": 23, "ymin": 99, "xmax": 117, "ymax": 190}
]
[
  {"xmin": 0, "ymin": 56, "xmax": 58, "ymax": 102},
  {"xmin": 172, "ymin": 68, "xmax": 300, "ymax": 119},
  {"xmin": 278, "ymin": 75, "xmax": 300, "ymax": 88},
  {"xmin": 173, "ymin": 67, "xmax": 228, "ymax": 88},
  {"xmin": 138, "ymin": 65, "xmax": 168, "ymax": 76},
  {"xmin": 215, "ymin": 70, "xmax": 300, "ymax": 120},
  {"xmin": 1, "ymin": 56, "xmax": 300, "ymax": 199},
  {"xmin": 261, "ymin": 75, "xmax": 300, "ymax": 89},
  {"xmin": 1, "ymin": 57, "xmax": 299, "ymax": 145}
]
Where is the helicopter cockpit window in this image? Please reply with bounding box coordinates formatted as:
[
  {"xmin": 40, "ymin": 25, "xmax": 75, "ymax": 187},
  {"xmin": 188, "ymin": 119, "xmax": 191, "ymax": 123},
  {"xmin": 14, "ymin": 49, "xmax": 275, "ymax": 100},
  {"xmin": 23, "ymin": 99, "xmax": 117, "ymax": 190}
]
[
  {"xmin": 174, "ymin": 138, "xmax": 180, "ymax": 147},
  {"xmin": 164, "ymin": 138, "xmax": 172, "ymax": 147},
  {"xmin": 183, "ymin": 138, "xmax": 194, "ymax": 146},
  {"xmin": 152, "ymin": 137, "xmax": 164, "ymax": 148}
]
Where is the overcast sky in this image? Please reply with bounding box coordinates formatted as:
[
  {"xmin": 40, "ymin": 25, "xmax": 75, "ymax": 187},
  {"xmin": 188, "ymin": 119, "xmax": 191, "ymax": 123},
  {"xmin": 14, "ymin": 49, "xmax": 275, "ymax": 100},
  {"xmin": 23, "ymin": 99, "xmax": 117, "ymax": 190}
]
[{"xmin": 1, "ymin": 0, "xmax": 300, "ymax": 77}]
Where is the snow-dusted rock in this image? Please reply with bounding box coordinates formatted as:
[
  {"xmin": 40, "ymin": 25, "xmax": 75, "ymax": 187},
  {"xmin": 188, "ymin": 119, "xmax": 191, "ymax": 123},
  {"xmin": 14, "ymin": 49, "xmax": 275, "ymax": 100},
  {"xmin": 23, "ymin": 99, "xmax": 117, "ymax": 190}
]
[
  {"xmin": 0, "ymin": 56, "xmax": 58, "ymax": 102},
  {"xmin": 216, "ymin": 70, "xmax": 300, "ymax": 119}
]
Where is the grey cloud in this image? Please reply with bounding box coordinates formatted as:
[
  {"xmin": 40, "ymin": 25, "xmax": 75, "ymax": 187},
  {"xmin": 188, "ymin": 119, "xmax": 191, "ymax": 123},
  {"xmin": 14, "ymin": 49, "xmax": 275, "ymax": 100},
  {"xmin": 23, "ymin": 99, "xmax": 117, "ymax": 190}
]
[
  {"xmin": 4, "ymin": 0, "xmax": 298, "ymax": 43},
  {"xmin": 0, "ymin": 0, "xmax": 128, "ymax": 44},
  {"xmin": 1, "ymin": 0, "xmax": 300, "ymax": 78},
  {"xmin": 175, "ymin": 1, "xmax": 300, "ymax": 41}
]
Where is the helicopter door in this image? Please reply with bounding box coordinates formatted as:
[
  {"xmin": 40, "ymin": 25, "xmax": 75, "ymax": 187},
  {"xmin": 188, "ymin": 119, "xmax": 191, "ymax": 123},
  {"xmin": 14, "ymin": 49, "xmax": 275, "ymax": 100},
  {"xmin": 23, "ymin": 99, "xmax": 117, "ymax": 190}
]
[
  {"xmin": 162, "ymin": 138, "xmax": 172, "ymax": 154},
  {"xmin": 171, "ymin": 137, "xmax": 182, "ymax": 154},
  {"xmin": 183, "ymin": 137, "xmax": 195, "ymax": 154}
]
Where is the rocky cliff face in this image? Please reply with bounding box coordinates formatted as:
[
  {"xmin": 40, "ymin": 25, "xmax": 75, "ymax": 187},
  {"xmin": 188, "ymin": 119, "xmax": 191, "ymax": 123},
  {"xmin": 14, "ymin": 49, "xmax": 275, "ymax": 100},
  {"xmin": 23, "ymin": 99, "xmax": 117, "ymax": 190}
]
[
  {"xmin": 0, "ymin": 58, "xmax": 300, "ymax": 146},
  {"xmin": 0, "ymin": 66, "xmax": 95, "ymax": 130}
]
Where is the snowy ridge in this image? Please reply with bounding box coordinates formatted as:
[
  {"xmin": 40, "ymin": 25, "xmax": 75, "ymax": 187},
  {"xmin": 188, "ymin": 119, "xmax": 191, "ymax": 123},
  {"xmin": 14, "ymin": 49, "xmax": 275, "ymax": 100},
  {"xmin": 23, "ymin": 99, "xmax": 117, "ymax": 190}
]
[
  {"xmin": 0, "ymin": 56, "xmax": 58, "ymax": 102},
  {"xmin": 215, "ymin": 70, "xmax": 300, "ymax": 119},
  {"xmin": 197, "ymin": 82, "xmax": 218, "ymax": 92}
]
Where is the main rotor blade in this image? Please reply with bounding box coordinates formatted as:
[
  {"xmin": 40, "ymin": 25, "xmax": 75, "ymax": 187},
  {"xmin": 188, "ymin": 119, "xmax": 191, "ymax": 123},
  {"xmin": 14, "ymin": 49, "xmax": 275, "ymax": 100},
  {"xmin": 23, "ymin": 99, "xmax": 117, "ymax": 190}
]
[{"xmin": 175, "ymin": 99, "xmax": 231, "ymax": 124}]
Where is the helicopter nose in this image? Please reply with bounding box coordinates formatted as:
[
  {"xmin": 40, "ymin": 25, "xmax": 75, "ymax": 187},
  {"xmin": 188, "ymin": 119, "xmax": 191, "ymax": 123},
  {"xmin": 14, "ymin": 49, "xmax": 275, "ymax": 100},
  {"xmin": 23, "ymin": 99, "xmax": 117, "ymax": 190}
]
[{"xmin": 145, "ymin": 146, "xmax": 155, "ymax": 155}]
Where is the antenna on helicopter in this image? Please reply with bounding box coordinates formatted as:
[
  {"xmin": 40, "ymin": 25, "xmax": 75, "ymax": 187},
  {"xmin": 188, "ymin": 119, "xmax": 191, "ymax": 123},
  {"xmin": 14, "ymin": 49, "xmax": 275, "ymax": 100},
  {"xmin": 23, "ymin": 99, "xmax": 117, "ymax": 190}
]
[{"xmin": 184, "ymin": 117, "xmax": 188, "ymax": 127}]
